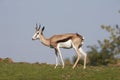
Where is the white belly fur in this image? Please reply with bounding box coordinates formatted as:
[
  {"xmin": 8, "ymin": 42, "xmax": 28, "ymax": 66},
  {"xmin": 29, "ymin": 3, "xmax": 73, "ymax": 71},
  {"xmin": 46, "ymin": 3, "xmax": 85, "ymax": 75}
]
[{"xmin": 58, "ymin": 40, "xmax": 72, "ymax": 49}]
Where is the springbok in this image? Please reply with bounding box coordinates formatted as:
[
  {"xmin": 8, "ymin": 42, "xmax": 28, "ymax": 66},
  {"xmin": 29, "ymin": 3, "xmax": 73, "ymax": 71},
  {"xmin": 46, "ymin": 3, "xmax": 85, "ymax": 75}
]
[{"xmin": 32, "ymin": 24, "xmax": 87, "ymax": 69}]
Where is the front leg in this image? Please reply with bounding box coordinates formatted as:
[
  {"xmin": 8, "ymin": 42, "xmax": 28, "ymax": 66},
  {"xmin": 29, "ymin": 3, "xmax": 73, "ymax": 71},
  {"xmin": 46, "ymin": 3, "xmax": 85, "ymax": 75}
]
[
  {"xmin": 54, "ymin": 48, "xmax": 65, "ymax": 69},
  {"xmin": 54, "ymin": 46, "xmax": 65, "ymax": 69},
  {"xmin": 56, "ymin": 47, "xmax": 65, "ymax": 69},
  {"xmin": 54, "ymin": 49, "xmax": 58, "ymax": 69}
]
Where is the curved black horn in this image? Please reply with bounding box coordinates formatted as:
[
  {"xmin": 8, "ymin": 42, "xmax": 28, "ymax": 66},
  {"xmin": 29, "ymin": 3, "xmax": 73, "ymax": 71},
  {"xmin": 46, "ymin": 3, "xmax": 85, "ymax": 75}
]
[
  {"xmin": 36, "ymin": 23, "xmax": 38, "ymax": 30},
  {"xmin": 42, "ymin": 26, "xmax": 45, "ymax": 32}
]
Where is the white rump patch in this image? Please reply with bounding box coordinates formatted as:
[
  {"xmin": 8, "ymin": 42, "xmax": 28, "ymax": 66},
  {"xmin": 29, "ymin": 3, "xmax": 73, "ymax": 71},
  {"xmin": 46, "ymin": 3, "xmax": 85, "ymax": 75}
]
[{"xmin": 58, "ymin": 40, "xmax": 72, "ymax": 49}]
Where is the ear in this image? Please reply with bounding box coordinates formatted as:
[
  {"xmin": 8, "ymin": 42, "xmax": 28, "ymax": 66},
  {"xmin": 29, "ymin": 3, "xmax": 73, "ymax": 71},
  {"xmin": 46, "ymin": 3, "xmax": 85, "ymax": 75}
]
[
  {"xmin": 42, "ymin": 26, "xmax": 45, "ymax": 32},
  {"xmin": 38, "ymin": 24, "xmax": 41, "ymax": 30}
]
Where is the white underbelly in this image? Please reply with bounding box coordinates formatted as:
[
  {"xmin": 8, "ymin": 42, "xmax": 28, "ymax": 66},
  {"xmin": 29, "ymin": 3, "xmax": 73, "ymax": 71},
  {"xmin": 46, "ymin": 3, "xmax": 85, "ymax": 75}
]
[{"xmin": 58, "ymin": 40, "xmax": 72, "ymax": 49}]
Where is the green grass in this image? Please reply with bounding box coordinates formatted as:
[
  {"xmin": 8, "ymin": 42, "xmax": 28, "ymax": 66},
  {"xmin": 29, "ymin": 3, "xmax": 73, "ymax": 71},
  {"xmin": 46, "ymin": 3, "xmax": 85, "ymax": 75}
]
[{"xmin": 0, "ymin": 62, "xmax": 120, "ymax": 80}]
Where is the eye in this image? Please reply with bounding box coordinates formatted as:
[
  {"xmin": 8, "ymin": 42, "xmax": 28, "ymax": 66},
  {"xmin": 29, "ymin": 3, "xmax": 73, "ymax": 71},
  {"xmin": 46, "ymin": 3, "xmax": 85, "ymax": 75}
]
[{"xmin": 37, "ymin": 32, "xmax": 39, "ymax": 34}]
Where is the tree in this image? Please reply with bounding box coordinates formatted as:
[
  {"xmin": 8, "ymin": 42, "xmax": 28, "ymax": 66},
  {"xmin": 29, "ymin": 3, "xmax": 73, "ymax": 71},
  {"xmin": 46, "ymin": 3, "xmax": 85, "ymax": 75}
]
[
  {"xmin": 100, "ymin": 25, "xmax": 120, "ymax": 55},
  {"xmin": 87, "ymin": 25, "xmax": 120, "ymax": 66}
]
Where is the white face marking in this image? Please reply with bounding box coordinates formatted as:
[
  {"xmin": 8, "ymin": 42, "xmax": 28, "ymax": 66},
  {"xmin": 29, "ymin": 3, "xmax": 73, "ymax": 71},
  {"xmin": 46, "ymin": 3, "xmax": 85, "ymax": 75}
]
[
  {"xmin": 32, "ymin": 31, "xmax": 40, "ymax": 40},
  {"xmin": 58, "ymin": 40, "xmax": 72, "ymax": 49}
]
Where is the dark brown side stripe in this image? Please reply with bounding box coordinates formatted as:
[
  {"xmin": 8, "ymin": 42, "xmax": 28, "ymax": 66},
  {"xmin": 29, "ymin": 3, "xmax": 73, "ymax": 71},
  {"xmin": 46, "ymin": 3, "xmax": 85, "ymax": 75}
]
[{"xmin": 56, "ymin": 37, "xmax": 72, "ymax": 43}]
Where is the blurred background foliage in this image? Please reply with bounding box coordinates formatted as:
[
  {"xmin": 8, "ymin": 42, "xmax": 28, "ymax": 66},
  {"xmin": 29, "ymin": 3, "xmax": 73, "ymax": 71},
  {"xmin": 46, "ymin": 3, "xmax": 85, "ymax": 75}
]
[{"xmin": 72, "ymin": 25, "xmax": 120, "ymax": 66}]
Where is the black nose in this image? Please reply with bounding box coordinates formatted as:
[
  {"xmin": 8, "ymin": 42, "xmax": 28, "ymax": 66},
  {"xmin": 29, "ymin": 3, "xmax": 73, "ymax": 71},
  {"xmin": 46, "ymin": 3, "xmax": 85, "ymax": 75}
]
[{"xmin": 32, "ymin": 38, "xmax": 34, "ymax": 40}]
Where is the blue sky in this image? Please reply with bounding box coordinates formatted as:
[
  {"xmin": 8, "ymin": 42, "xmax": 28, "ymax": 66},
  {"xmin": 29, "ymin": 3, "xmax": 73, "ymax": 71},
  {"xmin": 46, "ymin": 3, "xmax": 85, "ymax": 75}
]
[{"xmin": 0, "ymin": 0, "xmax": 120, "ymax": 64}]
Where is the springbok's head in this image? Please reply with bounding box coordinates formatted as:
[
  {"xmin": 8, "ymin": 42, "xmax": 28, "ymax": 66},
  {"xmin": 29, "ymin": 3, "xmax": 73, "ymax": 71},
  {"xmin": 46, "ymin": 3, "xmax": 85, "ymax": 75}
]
[{"xmin": 32, "ymin": 24, "xmax": 45, "ymax": 40}]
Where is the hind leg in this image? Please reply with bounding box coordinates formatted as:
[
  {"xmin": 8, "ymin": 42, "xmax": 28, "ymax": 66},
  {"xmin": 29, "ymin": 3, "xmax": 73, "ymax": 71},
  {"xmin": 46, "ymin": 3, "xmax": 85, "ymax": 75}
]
[
  {"xmin": 72, "ymin": 47, "xmax": 81, "ymax": 69},
  {"xmin": 79, "ymin": 47, "xmax": 87, "ymax": 69}
]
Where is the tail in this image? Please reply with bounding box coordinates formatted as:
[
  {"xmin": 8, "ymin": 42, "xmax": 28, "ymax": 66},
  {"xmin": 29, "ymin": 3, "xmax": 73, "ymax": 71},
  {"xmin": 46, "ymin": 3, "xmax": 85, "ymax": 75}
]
[
  {"xmin": 81, "ymin": 36, "xmax": 85, "ymax": 45},
  {"xmin": 82, "ymin": 36, "xmax": 85, "ymax": 41},
  {"xmin": 78, "ymin": 36, "xmax": 84, "ymax": 48}
]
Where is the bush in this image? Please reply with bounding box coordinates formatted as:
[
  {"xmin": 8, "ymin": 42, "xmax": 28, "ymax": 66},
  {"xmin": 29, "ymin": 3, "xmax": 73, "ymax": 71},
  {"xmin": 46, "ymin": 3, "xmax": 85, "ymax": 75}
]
[
  {"xmin": 87, "ymin": 47, "xmax": 117, "ymax": 66},
  {"xmin": 73, "ymin": 25, "xmax": 120, "ymax": 66}
]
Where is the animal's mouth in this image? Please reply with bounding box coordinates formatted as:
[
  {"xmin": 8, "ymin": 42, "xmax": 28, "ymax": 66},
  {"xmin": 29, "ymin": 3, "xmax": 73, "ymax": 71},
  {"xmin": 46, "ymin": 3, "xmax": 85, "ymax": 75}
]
[{"xmin": 32, "ymin": 38, "xmax": 35, "ymax": 40}]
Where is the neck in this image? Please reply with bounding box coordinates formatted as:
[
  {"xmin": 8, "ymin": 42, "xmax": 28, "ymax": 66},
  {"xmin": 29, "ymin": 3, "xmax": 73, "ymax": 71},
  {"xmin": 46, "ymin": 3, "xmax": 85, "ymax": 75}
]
[{"xmin": 39, "ymin": 34, "xmax": 50, "ymax": 47}]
